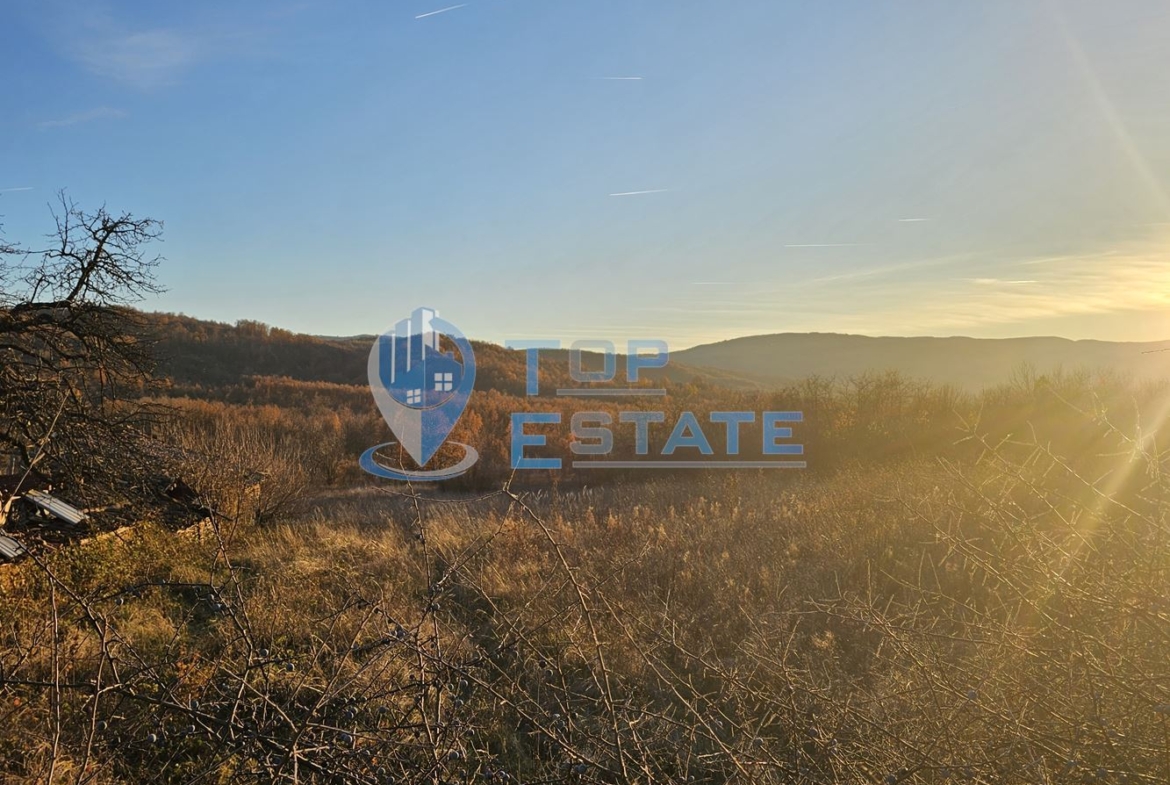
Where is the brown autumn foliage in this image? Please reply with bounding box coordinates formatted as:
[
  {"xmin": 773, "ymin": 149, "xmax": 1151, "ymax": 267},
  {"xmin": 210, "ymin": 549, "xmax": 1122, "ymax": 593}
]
[{"xmin": 3, "ymin": 309, "xmax": 1170, "ymax": 783}]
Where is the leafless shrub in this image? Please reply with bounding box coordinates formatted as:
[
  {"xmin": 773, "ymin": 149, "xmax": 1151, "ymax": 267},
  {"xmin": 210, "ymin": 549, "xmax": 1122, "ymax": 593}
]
[
  {"xmin": 3, "ymin": 378, "xmax": 1169, "ymax": 783},
  {"xmin": 0, "ymin": 194, "xmax": 164, "ymax": 489}
]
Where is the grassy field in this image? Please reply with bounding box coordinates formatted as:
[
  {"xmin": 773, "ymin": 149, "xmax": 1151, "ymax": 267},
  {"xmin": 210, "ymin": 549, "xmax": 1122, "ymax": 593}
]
[{"xmin": 3, "ymin": 372, "xmax": 1170, "ymax": 783}]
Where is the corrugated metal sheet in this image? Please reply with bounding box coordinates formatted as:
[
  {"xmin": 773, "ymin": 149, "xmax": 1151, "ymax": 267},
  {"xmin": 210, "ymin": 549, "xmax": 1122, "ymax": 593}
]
[
  {"xmin": 0, "ymin": 535, "xmax": 26, "ymax": 561},
  {"xmin": 25, "ymin": 489, "xmax": 88, "ymax": 525}
]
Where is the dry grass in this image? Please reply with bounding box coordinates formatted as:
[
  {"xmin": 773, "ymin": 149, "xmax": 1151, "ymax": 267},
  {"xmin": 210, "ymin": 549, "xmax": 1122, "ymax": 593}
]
[{"xmin": 3, "ymin": 382, "xmax": 1170, "ymax": 783}]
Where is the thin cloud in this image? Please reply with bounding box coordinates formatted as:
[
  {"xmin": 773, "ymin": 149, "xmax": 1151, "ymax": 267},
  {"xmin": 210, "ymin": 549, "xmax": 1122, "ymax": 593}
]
[
  {"xmin": 1017, "ymin": 254, "xmax": 1080, "ymax": 267},
  {"xmin": 755, "ymin": 253, "xmax": 980, "ymax": 290},
  {"xmin": 784, "ymin": 243, "xmax": 862, "ymax": 248},
  {"xmin": 415, "ymin": 4, "xmax": 468, "ymax": 19},
  {"xmin": 805, "ymin": 256, "xmax": 956, "ymax": 285},
  {"xmin": 0, "ymin": 187, "xmax": 34, "ymax": 193},
  {"xmin": 74, "ymin": 27, "xmax": 198, "ymax": 89},
  {"xmin": 823, "ymin": 249, "xmax": 1170, "ymax": 334},
  {"xmin": 37, "ymin": 107, "xmax": 126, "ymax": 129},
  {"xmin": 39, "ymin": 6, "xmax": 307, "ymax": 90},
  {"xmin": 650, "ymin": 240, "xmax": 1170, "ymax": 340},
  {"xmin": 609, "ymin": 188, "xmax": 671, "ymax": 197}
]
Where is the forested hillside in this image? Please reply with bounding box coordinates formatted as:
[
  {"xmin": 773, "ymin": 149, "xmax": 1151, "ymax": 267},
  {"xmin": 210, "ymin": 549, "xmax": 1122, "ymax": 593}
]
[{"xmin": 145, "ymin": 312, "xmax": 760, "ymax": 396}]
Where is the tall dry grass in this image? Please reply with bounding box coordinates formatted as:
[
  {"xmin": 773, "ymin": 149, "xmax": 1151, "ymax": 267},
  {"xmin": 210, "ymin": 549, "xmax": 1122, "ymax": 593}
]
[{"xmin": 2, "ymin": 373, "xmax": 1168, "ymax": 783}]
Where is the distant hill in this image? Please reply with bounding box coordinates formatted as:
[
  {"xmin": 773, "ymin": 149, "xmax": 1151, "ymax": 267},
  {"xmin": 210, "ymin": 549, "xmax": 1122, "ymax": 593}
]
[
  {"xmin": 146, "ymin": 314, "xmax": 1170, "ymax": 394},
  {"xmin": 143, "ymin": 313, "xmax": 760, "ymax": 394},
  {"xmin": 674, "ymin": 333, "xmax": 1170, "ymax": 391}
]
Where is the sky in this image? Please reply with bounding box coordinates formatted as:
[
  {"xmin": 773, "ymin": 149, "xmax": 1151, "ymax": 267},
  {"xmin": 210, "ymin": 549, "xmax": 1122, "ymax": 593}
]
[{"xmin": 2, "ymin": 0, "xmax": 1170, "ymax": 348}]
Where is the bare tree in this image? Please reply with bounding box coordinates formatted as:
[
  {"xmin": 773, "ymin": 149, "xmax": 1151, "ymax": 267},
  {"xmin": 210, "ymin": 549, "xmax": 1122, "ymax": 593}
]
[{"xmin": 0, "ymin": 192, "xmax": 164, "ymax": 487}]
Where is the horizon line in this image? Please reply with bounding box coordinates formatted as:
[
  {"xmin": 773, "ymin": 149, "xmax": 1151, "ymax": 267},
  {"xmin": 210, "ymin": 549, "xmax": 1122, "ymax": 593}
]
[{"xmin": 133, "ymin": 309, "xmax": 1170, "ymax": 351}]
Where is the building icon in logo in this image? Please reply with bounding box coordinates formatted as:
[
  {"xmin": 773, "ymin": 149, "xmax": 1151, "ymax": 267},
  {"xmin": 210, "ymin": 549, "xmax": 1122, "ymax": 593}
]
[
  {"xmin": 379, "ymin": 308, "xmax": 466, "ymax": 409},
  {"xmin": 362, "ymin": 307, "xmax": 478, "ymax": 481}
]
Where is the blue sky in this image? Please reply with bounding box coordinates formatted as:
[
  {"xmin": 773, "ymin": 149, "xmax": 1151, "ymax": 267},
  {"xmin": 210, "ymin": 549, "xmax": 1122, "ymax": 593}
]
[{"xmin": 3, "ymin": 0, "xmax": 1170, "ymax": 347}]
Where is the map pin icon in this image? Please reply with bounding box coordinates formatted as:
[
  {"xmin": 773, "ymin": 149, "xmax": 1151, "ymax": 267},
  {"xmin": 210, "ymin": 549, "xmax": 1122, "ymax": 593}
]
[{"xmin": 362, "ymin": 307, "xmax": 478, "ymax": 480}]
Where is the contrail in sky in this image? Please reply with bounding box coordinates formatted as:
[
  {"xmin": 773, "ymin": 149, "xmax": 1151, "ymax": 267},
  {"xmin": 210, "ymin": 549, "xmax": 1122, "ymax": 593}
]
[
  {"xmin": 609, "ymin": 189, "xmax": 670, "ymax": 197},
  {"xmin": 600, "ymin": 77, "xmax": 644, "ymax": 80},
  {"xmin": 898, "ymin": 217, "xmax": 929, "ymax": 222},
  {"xmin": 416, "ymin": 4, "xmax": 466, "ymax": 19},
  {"xmin": 0, "ymin": 186, "xmax": 33, "ymax": 193}
]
